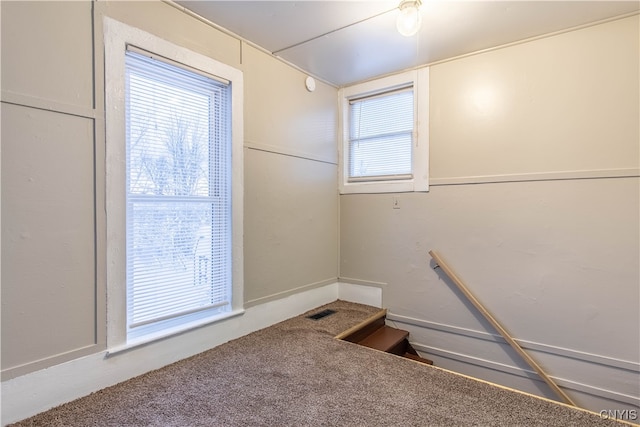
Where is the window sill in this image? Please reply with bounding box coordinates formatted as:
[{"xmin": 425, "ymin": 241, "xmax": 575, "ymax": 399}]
[{"xmin": 106, "ymin": 308, "xmax": 245, "ymax": 357}]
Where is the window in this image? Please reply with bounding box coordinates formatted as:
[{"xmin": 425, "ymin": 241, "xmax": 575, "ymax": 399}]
[
  {"xmin": 105, "ymin": 18, "xmax": 244, "ymax": 349},
  {"xmin": 339, "ymin": 69, "xmax": 429, "ymax": 194},
  {"xmin": 125, "ymin": 49, "xmax": 233, "ymax": 339},
  {"xmin": 348, "ymin": 87, "xmax": 413, "ymax": 181}
]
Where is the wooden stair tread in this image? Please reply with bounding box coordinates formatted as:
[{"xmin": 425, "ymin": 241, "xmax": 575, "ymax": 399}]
[
  {"xmin": 357, "ymin": 325, "xmax": 409, "ymax": 353},
  {"xmin": 337, "ymin": 310, "xmax": 435, "ymax": 367}
]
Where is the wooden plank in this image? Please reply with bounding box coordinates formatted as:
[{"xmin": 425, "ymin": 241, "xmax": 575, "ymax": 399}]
[
  {"xmin": 429, "ymin": 250, "xmax": 577, "ymax": 407},
  {"xmin": 334, "ymin": 309, "xmax": 387, "ymax": 340}
]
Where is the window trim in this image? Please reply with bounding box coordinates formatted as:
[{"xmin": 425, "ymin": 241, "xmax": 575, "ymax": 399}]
[
  {"xmin": 104, "ymin": 17, "xmax": 244, "ymax": 350},
  {"xmin": 339, "ymin": 69, "xmax": 429, "ymax": 194}
]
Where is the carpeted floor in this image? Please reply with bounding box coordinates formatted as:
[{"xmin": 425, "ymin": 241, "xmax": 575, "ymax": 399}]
[{"xmin": 9, "ymin": 300, "xmax": 628, "ymax": 426}]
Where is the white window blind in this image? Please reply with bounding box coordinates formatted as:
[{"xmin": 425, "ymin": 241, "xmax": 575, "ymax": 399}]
[
  {"xmin": 348, "ymin": 87, "xmax": 414, "ymax": 181},
  {"xmin": 125, "ymin": 48, "xmax": 232, "ymax": 339}
]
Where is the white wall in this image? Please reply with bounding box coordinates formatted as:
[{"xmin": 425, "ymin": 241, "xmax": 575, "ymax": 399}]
[{"xmin": 340, "ymin": 15, "xmax": 639, "ymax": 413}]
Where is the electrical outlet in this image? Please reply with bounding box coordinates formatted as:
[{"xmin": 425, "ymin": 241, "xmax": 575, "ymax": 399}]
[{"xmin": 393, "ymin": 196, "xmax": 400, "ymax": 209}]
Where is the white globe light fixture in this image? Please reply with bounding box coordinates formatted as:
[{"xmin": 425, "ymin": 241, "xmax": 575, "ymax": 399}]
[{"xmin": 396, "ymin": 0, "xmax": 422, "ymax": 37}]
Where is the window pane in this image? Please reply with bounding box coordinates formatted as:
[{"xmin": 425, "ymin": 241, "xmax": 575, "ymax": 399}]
[
  {"xmin": 349, "ymin": 88, "xmax": 414, "ymax": 180},
  {"xmin": 126, "ymin": 54, "xmax": 226, "ymax": 197},
  {"xmin": 350, "ymin": 90, "xmax": 413, "ymax": 139},
  {"xmin": 127, "ymin": 78, "xmax": 212, "ymax": 197},
  {"xmin": 349, "ymin": 133, "xmax": 412, "ymax": 177},
  {"xmin": 127, "ymin": 200, "xmax": 230, "ymax": 328}
]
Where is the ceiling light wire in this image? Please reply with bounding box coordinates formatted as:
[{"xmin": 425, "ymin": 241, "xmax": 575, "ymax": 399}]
[{"xmin": 273, "ymin": 7, "xmax": 398, "ymax": 54}]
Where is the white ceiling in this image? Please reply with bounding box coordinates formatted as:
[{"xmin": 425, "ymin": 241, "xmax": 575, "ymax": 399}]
[{"xmin": 177, "ymin": 1, "xmax": 639, "ymax": 87}]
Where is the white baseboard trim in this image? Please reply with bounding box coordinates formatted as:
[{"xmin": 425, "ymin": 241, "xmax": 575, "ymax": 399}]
[
  {"xmin": 412, "ymin": 342, "xmax": 640, "ymax": 408},
  {"xmin": 337, "ymin": 281, "xmax": 384, "ymax": 307},
  {"xmin": 244, "ymin": 277, "xmax": 338, "ymax": 308},
  {"xmin": 387, "ymin": 313, "xmax": 639, "ymax": 372},
  {"xmin": 387, "ymin": 312, "xmax": 640, "ymax": 409},
  {"xmin": 1, "ymin": 282, "xmax": 342, "ymax": 426}
]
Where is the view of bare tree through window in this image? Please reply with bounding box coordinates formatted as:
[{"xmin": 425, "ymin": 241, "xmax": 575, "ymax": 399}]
[{"xmin": 130, "ymin": 115, "xmax": 209, "ymax": 264}]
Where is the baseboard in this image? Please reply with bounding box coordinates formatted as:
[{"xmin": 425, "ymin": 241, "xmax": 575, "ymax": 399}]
[
  {"xmin": 387, "ymin": 313, "xmax": 639, "ymax": 372},
  {"xmin": 337, "ymin": 280, "xmax": 385, "ymax": 307},
  {"xmin": 0, "ymin": 282, "xmax": 340, "ymax": 426},
  {"xmin": 387, "ymin": 312, "xmax": 640, "ymax": 411},
  {"xmin": 244, "ymin": 277, "xmax": 338, "ymax": 308},
  {"xmin": 411, "ymin": 343, "xmax": 639, "ymax": 407}
]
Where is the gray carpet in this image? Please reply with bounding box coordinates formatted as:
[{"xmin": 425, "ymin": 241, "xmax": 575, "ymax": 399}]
[{"xmin": 10, "ymin": 300, "xmax": 627, "ymax": 426}]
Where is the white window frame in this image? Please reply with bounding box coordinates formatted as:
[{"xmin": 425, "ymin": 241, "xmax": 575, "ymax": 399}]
[
  {"xmin": 339, "ymin": 69, "xmax": 429, "ymax": 194},
  {"xmin": 104, "ymin": 17, "xmax": 244, "ymax": 350}
]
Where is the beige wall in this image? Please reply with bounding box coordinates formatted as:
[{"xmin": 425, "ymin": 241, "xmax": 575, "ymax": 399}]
[
  {"xmin": 340, "ymin": 15, "xmax": 639, "ymax": 411},
  {"xmin": 242, "ymin": 44, "xmax": 338, "ymax": 305},
  {"xmin": 1, "ymin": 0, "xmax": 338, "ymax": 379},
  {"xmin": 1, "ymin": 0, "xmax": 99, "ymax": 378},
  {"xmin": 429, "ymin": 14, "xmax": 638, "ymax": 180}
]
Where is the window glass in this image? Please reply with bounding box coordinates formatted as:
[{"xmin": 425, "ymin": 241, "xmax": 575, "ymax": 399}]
[
  {"xmin": 125, "ymin": 50, "xmax": 232, "ymax": 340},
  {"xmin": 349, "ymin": 88, "xmax": 414, "ymax": 180}
]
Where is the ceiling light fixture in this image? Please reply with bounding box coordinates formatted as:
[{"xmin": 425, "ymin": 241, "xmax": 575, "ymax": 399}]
[{"xmin": 396, "ymin": 0, "xmax": 422, "ymax": 37}]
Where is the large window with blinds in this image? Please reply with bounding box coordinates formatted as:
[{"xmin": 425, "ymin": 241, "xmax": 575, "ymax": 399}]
[
  {"xmin": 339, "ymin": 69, "xmax": 429, "ymax": 194},
  {"xmin": 105, "ymin": 18, "xmax": 244, "ymax": 348},
  {"xmin": 125, "ymin": 49, "xmax": 233, "ymax": 340}
]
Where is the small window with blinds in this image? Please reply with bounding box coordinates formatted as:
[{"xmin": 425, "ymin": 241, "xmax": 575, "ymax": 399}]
[
  {"xmin": 340, "ymin": 69, "xmax": 428, "ymax": 194},
  {"xmin": 348, "ymin": 87, "xmax": 414, "ymax": 182},
  {"xmin": 125, "ymin": 48, "xmax": 232, "ymax": 340}
]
